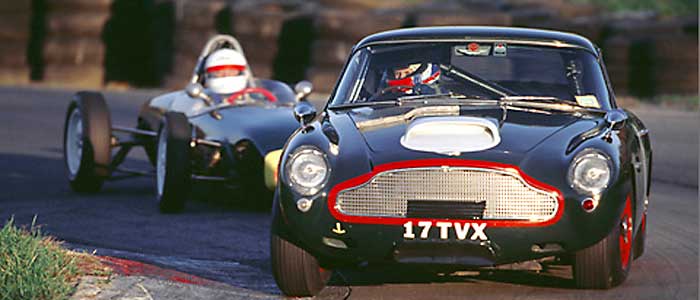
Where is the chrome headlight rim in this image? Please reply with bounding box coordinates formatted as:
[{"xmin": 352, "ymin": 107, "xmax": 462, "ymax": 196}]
[
  {"xmin": 568, "ymin": 148, "xmax": 613, "ymax": 196},
  {"xmin": 285, "ymin": 146, "xmax": 330, "ymax": 196}
]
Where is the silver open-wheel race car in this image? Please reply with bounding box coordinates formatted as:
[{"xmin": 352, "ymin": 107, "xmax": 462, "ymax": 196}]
[{"xmin": 63, "ymin": 35, "xmax": 313, "ymax": 213}]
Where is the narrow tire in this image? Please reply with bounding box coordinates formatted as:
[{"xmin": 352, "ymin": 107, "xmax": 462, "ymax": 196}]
[
  {"xmin": 63, "ymin": 91, "xmax": 112, "ymax": 193},
  {"xmin": 155, "ymin": 112, "xmax": 191, "ymax": 213},
  {"xmin": 633, "ymin": 213, "xmax": 646, "ymax": 259}
]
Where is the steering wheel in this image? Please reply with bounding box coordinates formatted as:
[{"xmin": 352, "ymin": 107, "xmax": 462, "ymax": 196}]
[{"xmin": 226, "ymin": 87, "xmax": 277, "ymax": 104}]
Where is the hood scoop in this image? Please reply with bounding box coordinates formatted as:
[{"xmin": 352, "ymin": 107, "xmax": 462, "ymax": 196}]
[{"xmin": 400, "ymin": 116, "xmax": 501, "ymax": 155}]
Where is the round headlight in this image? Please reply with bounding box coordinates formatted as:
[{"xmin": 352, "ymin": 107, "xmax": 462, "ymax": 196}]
[
  {"xmin": 285, "ymin": 147, "xmax": 329, "ymax": 196},
  {"xmin": 568, "ymin": 149, "xmax": 612, "ymax": 195}
]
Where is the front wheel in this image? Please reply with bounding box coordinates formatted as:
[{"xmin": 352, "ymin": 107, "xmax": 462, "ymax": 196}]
[
  {"xmin": 573, "ymin": 197, "xmax": 633, "ymax": 289},
  {"xmin": 63, "ymin": 92, "xmax": 112, "ymax": 193},
  {"xmin": 155, "ymin": 112, "xmax": 191, "ymax": 213},
  {"xmin": 271, "ymin": 232, "xmax": 331, "ymax": 297}
]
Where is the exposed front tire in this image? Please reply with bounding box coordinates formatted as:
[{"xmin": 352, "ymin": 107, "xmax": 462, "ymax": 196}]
[
  {"xmin": 633, "ymin": 213, "xmax": 646, "ymax": 259},
  {"xmin": 236, "ymin": 142, "xmax": 273, "ymax": 211},
  {"xmin": 63, "ymin": 91, "xmax": 112, "ymax": 193},
  {"xmin": 271, "ymin": 231, "xmax": 331, "ymax": 297},
  {"xmin": 573, "ymin": 197, "xmax": 633, "ymax": 289},
  {"xmin": 155, "ymin": 112, "xmax": 191, "ymax": 213}
]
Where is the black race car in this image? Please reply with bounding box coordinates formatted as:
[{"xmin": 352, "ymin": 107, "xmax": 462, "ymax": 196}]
[
  {"xmin": 270, "ymin": 27, "xmax": 652, "ymax": 296},
  {"xmin": 63, "ymin": 35, "xmax": 313, "ymax": 212}
]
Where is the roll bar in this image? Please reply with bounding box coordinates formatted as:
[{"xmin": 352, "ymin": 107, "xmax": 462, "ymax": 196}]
[{"xmin": 189, "ymin": 34, "xmax": 257, "ymax": 88}]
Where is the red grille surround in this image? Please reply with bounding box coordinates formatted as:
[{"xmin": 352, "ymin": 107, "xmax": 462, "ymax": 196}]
[{"xmin": 327, "ymin": 159, "xmax": 564, "ymax": 227}]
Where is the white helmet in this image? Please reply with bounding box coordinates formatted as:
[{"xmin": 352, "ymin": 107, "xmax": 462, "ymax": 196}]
[{"xmin": 204, "ymin": 49, "xmax": 248, "ymax": 94}]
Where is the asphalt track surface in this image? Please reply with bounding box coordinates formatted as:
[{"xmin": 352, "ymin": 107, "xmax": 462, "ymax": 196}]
[{"xmin": 0, "ymin": 86, "xmax": 697, "ymax": 299}]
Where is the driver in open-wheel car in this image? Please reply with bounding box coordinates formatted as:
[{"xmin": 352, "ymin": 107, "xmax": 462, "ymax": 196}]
[{"xmin": 62, "ymin": 35, "xmax": 313, "ymax": 213}]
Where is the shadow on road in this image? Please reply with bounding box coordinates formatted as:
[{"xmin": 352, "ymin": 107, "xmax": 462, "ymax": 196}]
[
  {"xmin": 326, "ymin": 261, "xmax": 575, "ymax": 291},
  {"xmin": 0, "ymin": 152, "xmax": 277, "ymax": 293}
]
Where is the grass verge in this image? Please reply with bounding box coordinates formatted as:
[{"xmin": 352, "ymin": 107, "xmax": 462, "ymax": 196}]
[{"xmin": 0, "ymin": 217, "xmax": 110, "ymax": 300}]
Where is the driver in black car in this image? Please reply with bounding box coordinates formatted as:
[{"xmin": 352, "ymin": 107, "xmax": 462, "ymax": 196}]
[{"xmin": 379, "ymin": 62, "xmax": 441, "ymax": 96}]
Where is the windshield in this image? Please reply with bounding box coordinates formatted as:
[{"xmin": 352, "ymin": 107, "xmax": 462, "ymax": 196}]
[{"xmin": 330, "ymin": 42, "xmax": 611, "ymax": 110}]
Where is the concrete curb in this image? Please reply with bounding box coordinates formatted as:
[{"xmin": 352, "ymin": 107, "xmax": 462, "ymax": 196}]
[
  {"xmin": 70, "ymin": 256, "xmax": 280, "ymax": 300},
  {"xmin": 98, "ymin": 256, "xmax": 220, "ymax": 286}
]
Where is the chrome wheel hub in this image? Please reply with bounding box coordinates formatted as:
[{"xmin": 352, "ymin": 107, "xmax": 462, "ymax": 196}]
[
  {"xmin": 66, "ymin": 109, "xmax": 83, "ymax": 176},
  {"xmin": 156, "ymin": 128, "xmax": 167, "ymax": 197},
  {"xmin": 621, "ymin": 216, "xmax": 632, "ymax": 243}
]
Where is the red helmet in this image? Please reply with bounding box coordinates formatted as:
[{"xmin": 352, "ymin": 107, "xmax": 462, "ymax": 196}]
[{"xmin": 386, "ymin": 63, "xmax": 440, "ymax": 89}]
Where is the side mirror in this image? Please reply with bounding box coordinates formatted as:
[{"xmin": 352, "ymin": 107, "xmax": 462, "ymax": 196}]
[
  {"xmin": 186, "ymin": 82, "xmax": 221, "ymax": 119},
  {"xmin": 186, "ymin": 82, "xmax": 205, "ymax": 98},
  {"xmin": 186, "ymin": 83, "xmax": 214, "ymax": 106},
  {"xmin": 294, "ymin": 80, "xmax": 313, "ymax": 101},
  {"xmin": 294, "ymin": 101, "xmax": 317, "ymax": 126},
  {"xmin": 605, "ymin": 109, "xmax": 627, "ymax": 131}
]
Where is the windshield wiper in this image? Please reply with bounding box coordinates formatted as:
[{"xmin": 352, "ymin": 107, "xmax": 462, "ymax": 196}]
[
  {"xmin": 500, "ymin": 96, "xmax": 605, "ymax": 113},
  {"xmin": 332, "ymin": 94, "xmax": 473, "ymax": 109},
  {"xmin": 397, "ymin": 92, "xmax": 465, "ymax": 102},
  {"xmin": 400, "ymin": 97, "xmax": 502, "ymax": 108},
  {"xmin": 501, "ymin": 95, "xmax": 578, "ymax": 105},
  {"xmin": 329, "ymin": 100, "xmax": 399, "ymax": 110},
  {"xmin": 440, "ymin": 64, "xmax": 515, "ymax": 98}
]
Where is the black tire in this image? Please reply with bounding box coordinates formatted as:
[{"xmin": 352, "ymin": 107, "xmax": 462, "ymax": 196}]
[
  {"xmin": 155, "ymin": 112, "xmax": 191, "ymax": 213},
  {"xmin": 63, "ymin": 91, "xmax": 112, "ymax": 193},
  {"xmin": 239, "ymin": 175, "xmax": 273, "ymax": 211},
  {"xmin": 630, "ymin": 153, "xmax": 648, "ymax": 260},
  {"xmin": 236, "ymin": 142, "xmax": 273, "ymax": 211},
  {"xmin": 633, "ymin": 213, "xmax": 646, "ymax": 259},
  {"xmin": 271, "ymin": 232, "xmax": 331, "ymax": 297},
  {"xmin": 573, "ymin": 199, "xmax": 633, "ymax": 289}
]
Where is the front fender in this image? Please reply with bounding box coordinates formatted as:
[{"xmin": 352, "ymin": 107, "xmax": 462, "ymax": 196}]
[{"xmin": 518, "ymin": 116, "xmax": 632, "ymax": 250}]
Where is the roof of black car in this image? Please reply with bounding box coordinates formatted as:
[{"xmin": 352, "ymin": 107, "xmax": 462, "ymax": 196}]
[{"xmin": 356, "ymin": 26, "xmax": 598, "ymax": 55}]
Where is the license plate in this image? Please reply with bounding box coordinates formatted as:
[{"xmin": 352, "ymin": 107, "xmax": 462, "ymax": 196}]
[{"xmin": 403, "ymin": 221, "xmax": 488, "ymax": 241}]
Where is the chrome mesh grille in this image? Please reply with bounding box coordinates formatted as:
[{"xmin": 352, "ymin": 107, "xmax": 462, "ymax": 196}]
[{"xmin": 336, "ymin": 167, "xmax": 558, "ymax": 221}]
